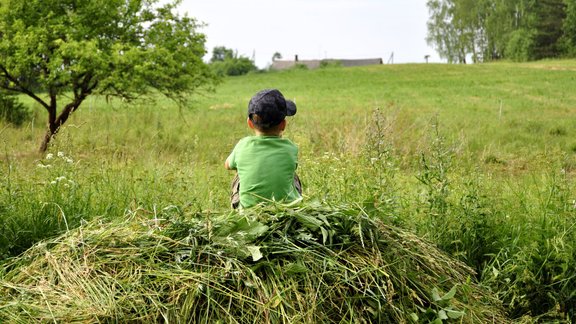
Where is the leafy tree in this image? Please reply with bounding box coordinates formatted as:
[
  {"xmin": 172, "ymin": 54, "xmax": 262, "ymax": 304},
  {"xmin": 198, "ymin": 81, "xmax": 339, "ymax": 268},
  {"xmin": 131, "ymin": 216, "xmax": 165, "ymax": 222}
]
[
  {"xmin": 505, "ymin": 28, "xmax": 536, "ymax": 61},
  {"xmin": 561, "ymin": 0, "xmax": 576, "ymax": 55},
  {"xmin": 426, "ymin": 0, "xmax": 471, "ymax": 63},
  {"xmin": 209, "ymin": 46, "xmax": 257, "ymax": 76},
  {"xmin": 210, "ymin": 46, "xmax": 235, "ymax": 62},
  {"xmin": 272, "ymin": 52, "xmax": 282, "ymax": 61},
  {"xmin": 0, "ymin": 0, "xmax": 218, "ymax": 152},
  {"xmin": 427, "ymin": 0, "xmax": 571, "ymax": 62},
  {"xmin": 532, "ymin": 0, "xmax": 567, "ymax": 59}
]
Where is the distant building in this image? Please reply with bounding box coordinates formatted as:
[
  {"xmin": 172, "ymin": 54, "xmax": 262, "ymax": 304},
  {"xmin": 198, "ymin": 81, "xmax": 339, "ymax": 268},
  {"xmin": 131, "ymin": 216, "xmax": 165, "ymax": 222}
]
[{"xmin": 270, "ymin": 55, "xmax": 383, "ymax": 70}]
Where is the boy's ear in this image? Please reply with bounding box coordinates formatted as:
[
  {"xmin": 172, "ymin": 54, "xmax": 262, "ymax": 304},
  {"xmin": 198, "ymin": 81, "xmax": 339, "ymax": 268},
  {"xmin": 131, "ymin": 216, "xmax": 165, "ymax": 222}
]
[
  {"xmin": 247, "ymin": 117, "xmax": 256, "ymax": 129},
  {"xmin": 279, "ymin": 119, "xmax": 287, "ymax": 131}
]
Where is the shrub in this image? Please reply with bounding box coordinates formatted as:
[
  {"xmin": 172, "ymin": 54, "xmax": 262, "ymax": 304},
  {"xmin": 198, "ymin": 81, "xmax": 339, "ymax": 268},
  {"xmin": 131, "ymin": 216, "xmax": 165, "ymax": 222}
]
[
  {"xmin": 505, "ymin": 29, "xmax": 536, "ymax": 62},
  {"xmin": 210, "ymin": 57, "xmax": 257, "ymax": 76},
  {"xmin": 0, "ymin": 91, "xmax": 30, "ymax": 126}
]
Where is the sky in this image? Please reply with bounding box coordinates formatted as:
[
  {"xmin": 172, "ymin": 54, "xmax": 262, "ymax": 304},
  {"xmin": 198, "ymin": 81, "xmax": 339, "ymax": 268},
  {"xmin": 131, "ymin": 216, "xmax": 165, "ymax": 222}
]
[{"xmin": 177, "ymin": 0, "xmax": 443, "ymax": 69}]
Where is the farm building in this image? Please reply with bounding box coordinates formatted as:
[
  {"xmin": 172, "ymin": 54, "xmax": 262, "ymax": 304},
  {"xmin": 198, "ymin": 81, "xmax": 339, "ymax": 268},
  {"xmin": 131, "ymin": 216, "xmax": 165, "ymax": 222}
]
[{"xmin": 270, "ymin": 56, "xmax": 383, "ymax": 70}]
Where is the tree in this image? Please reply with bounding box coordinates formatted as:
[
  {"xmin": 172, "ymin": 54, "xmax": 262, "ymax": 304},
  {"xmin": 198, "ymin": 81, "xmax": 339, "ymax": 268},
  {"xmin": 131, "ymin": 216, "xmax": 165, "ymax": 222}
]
[
  {"xmin": 209, "ymin": 46, "xmax": 257, "ymax": 76},
  {"xmin": 561, "ymin": 0, "xmax": 576, "ymax": 55},
  {"xmin": 0, "ymin": 0, "xmax": 219, "ymax": 152},
  {"xmin": 427, "ymin": 0, "xmax": 573, "ymax": 62},
  {"xmin": 272, "ymin": 52, "xmax": 282, "ymax": 61},
  {"xmin": 426, "ymin": 0, "xmax": 471, "ymax": 63},
  {"xmin": 210, "ymin": 46, "xmax": 235, "ymax": 62},
  {"xmin": 532, "ymin": 0, "xmax": 567, "ymax": 59}
]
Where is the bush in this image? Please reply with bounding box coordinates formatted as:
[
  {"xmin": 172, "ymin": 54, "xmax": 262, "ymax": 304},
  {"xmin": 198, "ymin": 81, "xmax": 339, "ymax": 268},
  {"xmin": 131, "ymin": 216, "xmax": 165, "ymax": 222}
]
[
  {"xmin": 0, "ymin": 91, "xmax": 30, "ymax": 126},
  {"xmin": 210, "ymin": 57, "xmax": 257, "ymax": 76},
  {"xmin": 319, "ymin": 60, "xmax": 342, "ymax": 68},
  {"xmin": 505, "ymin": 29, "xmax": 536, "ymax": 62}
]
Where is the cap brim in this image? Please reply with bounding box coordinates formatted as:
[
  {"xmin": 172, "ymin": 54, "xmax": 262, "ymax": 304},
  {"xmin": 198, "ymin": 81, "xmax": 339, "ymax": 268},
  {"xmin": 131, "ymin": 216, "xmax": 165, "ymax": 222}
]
[{"xmin": 286, "ymin": 100, "xmax": 297, "ymax": 116}]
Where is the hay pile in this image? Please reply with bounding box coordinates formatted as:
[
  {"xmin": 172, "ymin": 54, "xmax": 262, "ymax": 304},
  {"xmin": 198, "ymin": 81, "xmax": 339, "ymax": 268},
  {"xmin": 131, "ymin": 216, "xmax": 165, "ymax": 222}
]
[{"xmin": 0, "ymin": 204, "xmax": 507, "ymax": 323}]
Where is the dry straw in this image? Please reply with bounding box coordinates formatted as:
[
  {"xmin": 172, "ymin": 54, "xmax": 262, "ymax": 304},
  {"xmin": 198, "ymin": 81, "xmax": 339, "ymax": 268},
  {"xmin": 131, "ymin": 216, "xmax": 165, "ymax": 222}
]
[{"xmin": 0, "ymin": 203, "xmax": 507, "ymax": 323}]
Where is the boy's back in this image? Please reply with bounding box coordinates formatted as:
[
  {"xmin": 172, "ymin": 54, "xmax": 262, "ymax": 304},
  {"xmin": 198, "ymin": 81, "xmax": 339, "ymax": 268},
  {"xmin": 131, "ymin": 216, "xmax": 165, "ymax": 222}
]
[
  {"xmin": 227, "ymin": 135, "xmax": 300, "ymax": 208},
  {"xmin": 225, "ymin": 89, "xmax": 301, "ymax": 209}
]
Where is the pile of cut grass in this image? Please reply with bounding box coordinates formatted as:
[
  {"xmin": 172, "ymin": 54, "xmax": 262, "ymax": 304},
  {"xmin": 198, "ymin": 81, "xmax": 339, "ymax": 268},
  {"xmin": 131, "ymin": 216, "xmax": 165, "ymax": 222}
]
[{"xmin": 0, "ymin": 204, "xmax": 507, "ymax": 323}]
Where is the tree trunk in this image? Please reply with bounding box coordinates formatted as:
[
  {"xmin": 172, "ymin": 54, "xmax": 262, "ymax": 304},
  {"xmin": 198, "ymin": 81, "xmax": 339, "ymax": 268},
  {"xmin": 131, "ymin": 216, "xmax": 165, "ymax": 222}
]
[
  {"xmin": 39, "ymin": 123, "xmax": 58, "ymax": 153},
  {"xmin": 38, "ymin": 101, "xmax": 81, "ymax": 152}
]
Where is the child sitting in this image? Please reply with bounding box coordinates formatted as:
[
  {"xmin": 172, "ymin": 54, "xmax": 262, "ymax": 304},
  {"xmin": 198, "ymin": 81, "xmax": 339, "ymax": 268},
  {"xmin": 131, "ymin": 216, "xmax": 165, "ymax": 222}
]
[{"xmin": 225, "ymin": 89, "xmax": 302, "ymax": 209}]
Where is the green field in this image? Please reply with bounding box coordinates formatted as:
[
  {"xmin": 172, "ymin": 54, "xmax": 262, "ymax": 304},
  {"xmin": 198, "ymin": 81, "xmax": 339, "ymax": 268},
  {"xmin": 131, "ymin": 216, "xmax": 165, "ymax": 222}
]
[{"xmin": 1, "ymin": 61, "xmax": 576, "ymax": 322}]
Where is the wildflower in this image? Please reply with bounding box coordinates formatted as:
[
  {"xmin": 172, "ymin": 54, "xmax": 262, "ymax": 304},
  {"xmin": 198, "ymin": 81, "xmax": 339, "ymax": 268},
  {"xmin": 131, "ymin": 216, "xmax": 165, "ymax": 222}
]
[
  {"xmin": 55, "ymin": 176, "xmax": 66, "ymax": 182},
  {"xmin": 46, "ymin": 153, "xmax": 54, "ymax": 160},
  {"xmin": 65, "ymin": 158, "xmax": 74, "ymax": 164},
  {"xmin": 37, "ymin": 163, "xmax": 52, "ymax": 168},
  {"xmin": 57, "ymin": 152, "xmax": 65, "ymax": 157}
]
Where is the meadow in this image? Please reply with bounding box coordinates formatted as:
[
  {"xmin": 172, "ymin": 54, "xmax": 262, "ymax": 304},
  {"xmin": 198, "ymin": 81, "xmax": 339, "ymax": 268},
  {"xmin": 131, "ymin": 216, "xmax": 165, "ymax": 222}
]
[{"xmin": 1, "ymin": 61, "xmax": 575, "ymax": 322}]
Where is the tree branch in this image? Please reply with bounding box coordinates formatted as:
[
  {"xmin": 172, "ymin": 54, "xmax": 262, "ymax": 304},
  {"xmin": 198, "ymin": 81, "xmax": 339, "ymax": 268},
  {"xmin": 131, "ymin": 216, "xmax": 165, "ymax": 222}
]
[{"xmin": 0, "ymin": 64, "xmax": 51, "ymax": 110}]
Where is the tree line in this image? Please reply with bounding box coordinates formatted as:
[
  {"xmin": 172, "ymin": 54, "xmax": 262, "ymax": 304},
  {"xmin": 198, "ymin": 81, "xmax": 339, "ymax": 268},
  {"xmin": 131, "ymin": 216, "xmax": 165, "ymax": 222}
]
[{"xmin": 427, "ymin": 0, "xmax": 576, "ymax": 63}]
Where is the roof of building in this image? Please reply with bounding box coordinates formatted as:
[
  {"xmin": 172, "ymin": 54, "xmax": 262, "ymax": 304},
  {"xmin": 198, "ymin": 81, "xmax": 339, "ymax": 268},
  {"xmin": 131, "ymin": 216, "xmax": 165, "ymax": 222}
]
[{"xmin": 270, "ymin": 58, "xmax": 383, "ymax": 70}]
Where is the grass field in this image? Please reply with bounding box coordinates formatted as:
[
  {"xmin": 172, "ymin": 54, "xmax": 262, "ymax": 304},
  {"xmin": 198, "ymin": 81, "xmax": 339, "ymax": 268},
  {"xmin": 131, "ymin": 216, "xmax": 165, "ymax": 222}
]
[{"xmin": 1, "ymin": 61, "xmax": 576, "ymax": 322}]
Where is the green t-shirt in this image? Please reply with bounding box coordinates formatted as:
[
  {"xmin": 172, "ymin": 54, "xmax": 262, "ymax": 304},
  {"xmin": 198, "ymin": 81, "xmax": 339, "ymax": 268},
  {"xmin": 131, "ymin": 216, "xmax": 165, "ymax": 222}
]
[{"xmin": 227, "ymin": 135, "xmax": 301, "ymax": 208}]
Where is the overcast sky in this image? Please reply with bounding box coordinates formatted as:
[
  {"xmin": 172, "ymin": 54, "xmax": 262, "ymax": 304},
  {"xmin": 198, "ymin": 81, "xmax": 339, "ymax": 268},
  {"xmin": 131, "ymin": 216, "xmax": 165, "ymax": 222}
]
[{"xmin": 177, "ymin": 0, "xmax": 443, "ymax": 69}]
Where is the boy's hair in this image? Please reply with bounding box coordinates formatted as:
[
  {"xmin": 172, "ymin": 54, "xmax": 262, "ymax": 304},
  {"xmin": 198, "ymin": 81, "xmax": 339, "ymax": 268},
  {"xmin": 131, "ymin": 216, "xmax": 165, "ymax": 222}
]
[
  {"xmin": 248, "ymin": 89, "xmax": 296, "ymax": 129},
  {"xmin": 250, "ymin": 113, "xmax": 284, "ymax": 132}
]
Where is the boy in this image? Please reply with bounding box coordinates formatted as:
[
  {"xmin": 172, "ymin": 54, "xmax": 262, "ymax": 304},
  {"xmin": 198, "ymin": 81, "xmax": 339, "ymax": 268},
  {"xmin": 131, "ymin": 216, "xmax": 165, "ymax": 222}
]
[{"xmin": 225, "ymin": 89, "xmax": 302, "ymax": 209}]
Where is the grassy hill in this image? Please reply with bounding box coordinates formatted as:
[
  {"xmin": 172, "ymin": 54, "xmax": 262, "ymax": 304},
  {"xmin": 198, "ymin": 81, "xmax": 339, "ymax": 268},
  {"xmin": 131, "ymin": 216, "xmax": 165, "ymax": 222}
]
[{"xmin": 1, "ymin": 61, "xmax": 576, "ymax": 321}]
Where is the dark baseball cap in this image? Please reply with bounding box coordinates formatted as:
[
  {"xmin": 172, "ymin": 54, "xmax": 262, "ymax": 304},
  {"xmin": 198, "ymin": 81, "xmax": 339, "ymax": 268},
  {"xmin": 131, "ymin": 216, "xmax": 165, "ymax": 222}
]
[{"xmin": 248, "ymin": 89, "xmax": 297, "ymax": 127}]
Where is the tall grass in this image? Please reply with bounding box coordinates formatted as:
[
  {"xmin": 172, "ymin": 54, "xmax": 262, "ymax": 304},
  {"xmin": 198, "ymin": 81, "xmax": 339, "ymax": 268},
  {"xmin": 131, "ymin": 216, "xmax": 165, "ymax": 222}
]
[{"xmin": 1, "ymin": 60, "xmax": 576, "ymax": 321}]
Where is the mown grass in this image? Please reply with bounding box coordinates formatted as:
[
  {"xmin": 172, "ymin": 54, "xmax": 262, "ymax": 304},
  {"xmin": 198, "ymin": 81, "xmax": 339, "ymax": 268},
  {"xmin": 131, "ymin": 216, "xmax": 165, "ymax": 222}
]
[
  {"xmin": 0, "ymin": 204, "xmax": 508, "ymax": 323},
  {"xmin": 1, "ymin": 60, "xmax": 576, "ymax": 321}
]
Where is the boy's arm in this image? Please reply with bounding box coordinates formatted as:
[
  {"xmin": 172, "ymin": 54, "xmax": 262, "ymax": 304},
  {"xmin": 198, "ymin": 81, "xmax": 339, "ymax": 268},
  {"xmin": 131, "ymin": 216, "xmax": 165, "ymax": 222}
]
[
  {"xmin": 224, "ymin": 156, "xmax": 233, "ymax": 170},
  {"xmin": 225, "ymin": 152, "xmax": 236, "ymax": 170},
  {"xmin": 225, "ymin": 141, "xmax": 240, "ymax": 170}
]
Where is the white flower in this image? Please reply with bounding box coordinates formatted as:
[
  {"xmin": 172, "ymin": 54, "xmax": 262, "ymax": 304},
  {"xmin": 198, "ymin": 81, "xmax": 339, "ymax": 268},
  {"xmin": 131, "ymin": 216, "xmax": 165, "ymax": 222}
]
[
  {"xmin": 46, "ymin": 153, "xmax": 54, "ymax": 160},
  {"xmin": 37, "ymin": 164, "xmax": 52, "ymax": 168},
  {"xmin": 55, "ymin": 176, "xmax": 66, "ymax": 182},
  {"xmin": 57, "ymin": 152, "xmax": 65, "ymax": 157},
  {"xmin": 65, "ymin": 158, "xmax": 74, "ymax": 164}
]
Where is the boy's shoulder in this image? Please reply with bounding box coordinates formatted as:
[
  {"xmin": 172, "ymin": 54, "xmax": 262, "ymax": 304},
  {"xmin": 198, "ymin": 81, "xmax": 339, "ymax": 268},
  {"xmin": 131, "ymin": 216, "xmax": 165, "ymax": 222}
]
[{"xmin": 235, "ymin": 136, "xmax": 297, "ymax": 151}]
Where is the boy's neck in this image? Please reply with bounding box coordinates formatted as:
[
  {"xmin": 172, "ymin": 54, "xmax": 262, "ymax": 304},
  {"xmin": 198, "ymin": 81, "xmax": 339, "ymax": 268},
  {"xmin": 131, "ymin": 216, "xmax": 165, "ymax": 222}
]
[{"xmin": 254, "ymin": 130, "xmax": 282, "ymax": 137}]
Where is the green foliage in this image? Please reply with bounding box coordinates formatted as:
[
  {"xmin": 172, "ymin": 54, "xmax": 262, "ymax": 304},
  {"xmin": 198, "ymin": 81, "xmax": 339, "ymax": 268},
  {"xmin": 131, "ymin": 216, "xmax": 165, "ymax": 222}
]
[
  {"xmin": 427, "ymin": 0, "xmax": 574, "ymax": 62},
  {"xmin": 209, "ymin": 46, "xmax": 257, "ymax": 76},
  {"xmin": 0, "ymin": 204, "xmax": 506, "ymax": 322},
  {"xmin": 505, "ymin": 29, "xmax": 536, "ymax": 62},
  {"xmin": 210, "ymin": 57, "xmax": 257, "ymax": 76},
  {"xmin": 0, "ymin": 91, "xmax": 30, "ymax": 126},
  {"xmin": 210, "ymin": 46, "xmax": 235, "ymax": 62},
  {"xmin": 560, "ymin": 0, "xmax": 576, "ymax": 56},
  {"xmin": 532, "ymin": 0, "xmax": 567, "ymax": 60},
  {"xmin": 319, "ymin": 60, "xmax": 342, "ymax": 68},
  {"xmin": 0, "ymin": 0, "xmax": 218, "ymax": 150}
]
